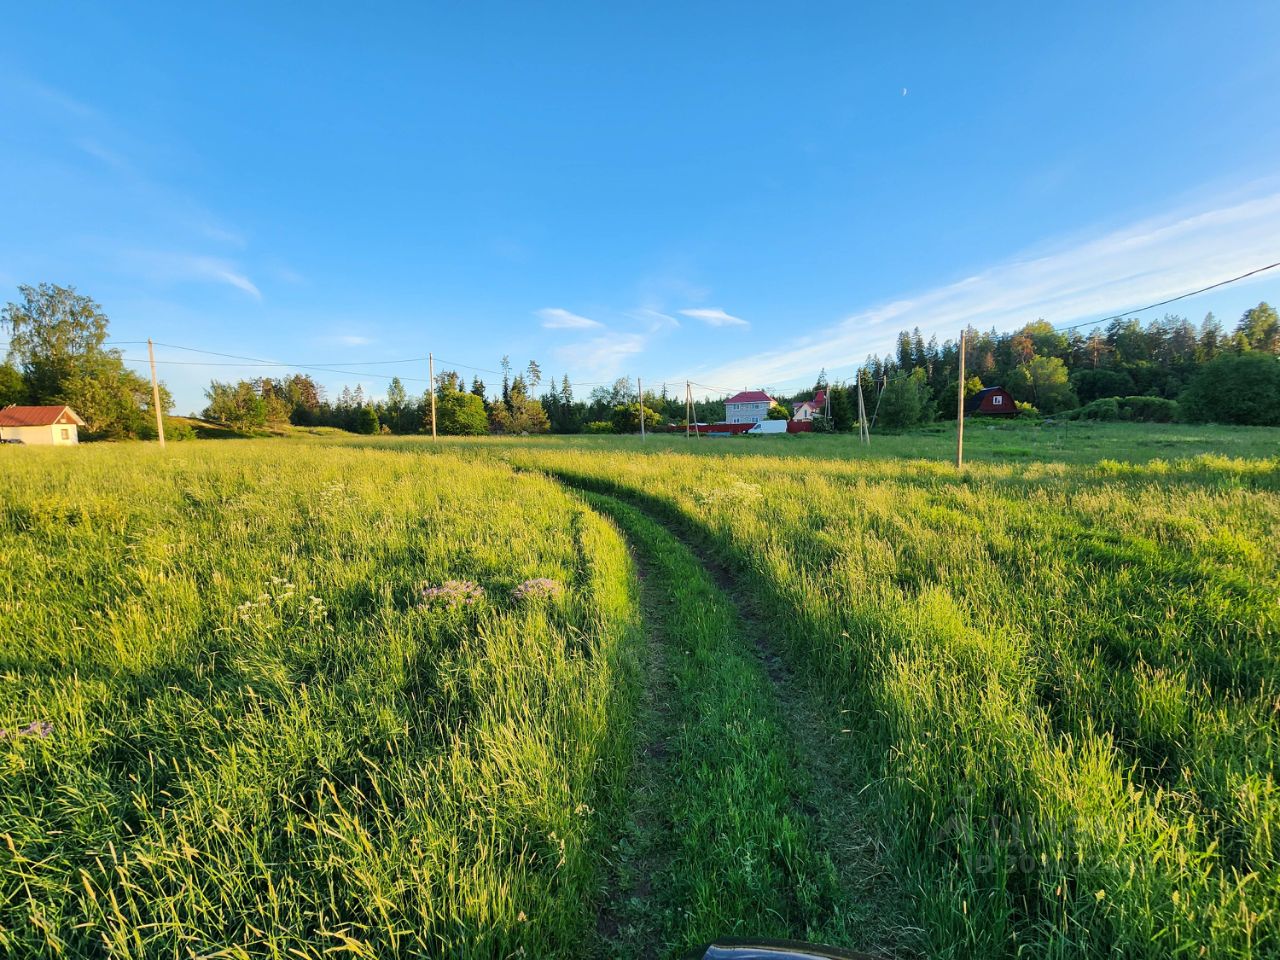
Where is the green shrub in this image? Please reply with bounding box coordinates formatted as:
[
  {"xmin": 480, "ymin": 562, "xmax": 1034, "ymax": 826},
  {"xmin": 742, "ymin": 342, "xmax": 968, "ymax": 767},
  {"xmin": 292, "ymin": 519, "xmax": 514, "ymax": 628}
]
[
  {"xmin": 354, "ymin": 405, "xmax": 380, "ymax": 434},
  {"xmin": 877, "ymin": 369, "xmax": 932, "ymax": 429},
  {"xmin": 1061, "ymin": 395, "xmax": 1180, "ymax": 423},
  {"xmin": 583, "ymin": 420, "xmax": 615, "ymax": 434},
  {"xmin": 1179, "ymin": 352, "xmax": 1280, "ymax": 425},
  {"xmin": 165, "ymin": 418, "xmax": 197, "ymax": 441},
  {"xmin": 436, "ymin": 390, "xmax": 489, "ymax": 435},
  {"xmin": 610, "ymin": 404, "xmax": 662, "ymax": 434},
  {"xmin": 1077, "ymin": 397, "xmax": 1121, "ymax": 421},
  {"xmin": 1121, "ymin": 395, "xmax": 1178, "ymax": 422}
]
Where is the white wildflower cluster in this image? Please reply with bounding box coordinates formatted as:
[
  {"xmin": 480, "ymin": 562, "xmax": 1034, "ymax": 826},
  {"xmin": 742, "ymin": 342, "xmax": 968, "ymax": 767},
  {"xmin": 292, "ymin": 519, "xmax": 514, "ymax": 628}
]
[
  {"xmin": 235, "ymin": 577, "xmax": 300, "ymax": 623},
  {"xmin": 417, "ymin": 577, "xmax": 566, "ymax": 610},
  {"xmin": 419, "ymin": 580, "xmax": 486, "ymax": 609},
  {"xmin": 0, "ymin": 720, "xmax": 53, "ymax": 741},
  {"xmin": 512, "ymin": 578, "xmax": 563, "ymax": 602},
  {"xmin": 696, "ymin": 479, "xmax": 763, "ymax": 508}
]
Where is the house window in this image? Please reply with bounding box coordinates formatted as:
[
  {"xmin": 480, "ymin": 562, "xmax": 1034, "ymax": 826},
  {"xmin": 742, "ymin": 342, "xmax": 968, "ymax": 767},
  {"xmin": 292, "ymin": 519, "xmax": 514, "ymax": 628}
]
[
  {"xmin": 60, "ymin": 428, "xmax": 70, "ymax": 439},
  {"xmin": 992, "ymin": 395, "xmax": 1003, "ymax": 405}
]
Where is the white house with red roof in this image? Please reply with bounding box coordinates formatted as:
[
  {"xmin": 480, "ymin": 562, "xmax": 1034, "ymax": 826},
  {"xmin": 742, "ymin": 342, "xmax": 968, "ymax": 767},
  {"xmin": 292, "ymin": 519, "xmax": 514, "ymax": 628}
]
[
  {"xmin": 0, "ymin": 405, "xmax": 86, "ymax": 445},
  {"xmin": 723, "ymin": 390, "xmax": 776, "ymax": 424},
  {"xmin": 792, "ymin": 389, "xmax": 827, "ymax": 421}
]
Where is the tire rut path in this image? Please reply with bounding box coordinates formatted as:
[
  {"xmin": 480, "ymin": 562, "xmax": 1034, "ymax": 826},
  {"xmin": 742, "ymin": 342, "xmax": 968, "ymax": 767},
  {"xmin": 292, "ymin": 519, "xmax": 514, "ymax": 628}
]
[{"xmin": 563, "ymin": 479, "xmax": 916, "ymax": 959}]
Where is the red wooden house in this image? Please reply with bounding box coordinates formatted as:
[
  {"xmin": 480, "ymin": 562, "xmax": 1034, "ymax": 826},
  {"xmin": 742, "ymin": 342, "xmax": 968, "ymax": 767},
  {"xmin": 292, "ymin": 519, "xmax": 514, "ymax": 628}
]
[{"xmin": 964, "ymin": 386, "xmax": 1017, "ymax": 417}]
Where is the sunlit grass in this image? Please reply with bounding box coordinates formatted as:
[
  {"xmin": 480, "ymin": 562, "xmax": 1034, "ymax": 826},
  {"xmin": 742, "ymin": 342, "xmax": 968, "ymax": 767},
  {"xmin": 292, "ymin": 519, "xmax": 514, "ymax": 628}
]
[
  {"xmin": 505, "ymin": 437, "xmax": 1280, "ymax": 958},
  {"xmin": 0, "ymin": 443, "xmax": 641, "ymax": 957},
  {"xmin": 3, "ymin": 427, "xmax": 1278, "ymax": 958}
]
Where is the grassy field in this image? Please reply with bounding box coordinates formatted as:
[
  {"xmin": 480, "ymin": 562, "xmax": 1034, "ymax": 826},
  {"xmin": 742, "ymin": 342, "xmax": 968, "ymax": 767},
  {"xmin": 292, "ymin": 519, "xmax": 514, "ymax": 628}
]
[
  {"xmin": 466, "ymin": 420, "xmax": 1280, "ymax": 466},
  {"xmin": 0, "ymin": 444, "xmax": 642, "ymax": 957},
  {"xmin": 503, "ymin": 431, "xmax": 1280, "ymax": 957},
  {"xmin": 2, "ymin": 423, "xmax": 1278, "ymax": 957}
]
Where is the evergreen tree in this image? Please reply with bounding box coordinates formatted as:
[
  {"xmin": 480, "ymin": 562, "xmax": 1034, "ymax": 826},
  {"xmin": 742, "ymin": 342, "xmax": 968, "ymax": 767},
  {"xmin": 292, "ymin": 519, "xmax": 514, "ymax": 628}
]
[
  {"xmin": 828, "ymin": 385, "xmax": 855, "ymax": 432},
  {"xmin": 1235, "ymin": 302, "xmax": 1280, "ymax": 354}
]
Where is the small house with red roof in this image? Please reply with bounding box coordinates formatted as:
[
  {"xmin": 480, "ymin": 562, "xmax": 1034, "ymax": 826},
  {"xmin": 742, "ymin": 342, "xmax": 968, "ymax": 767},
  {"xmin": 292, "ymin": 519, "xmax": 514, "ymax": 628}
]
[
  {"xmin": 723, "ymin": 390, "xmax": 776, "ymax": 424},
  {"xmin": 792, "ymin": 389, "xmax": 827, "ymax": 421},
  {"xmin": 0, "ymin": 405, "xmax": 86, "ymax": 445}
]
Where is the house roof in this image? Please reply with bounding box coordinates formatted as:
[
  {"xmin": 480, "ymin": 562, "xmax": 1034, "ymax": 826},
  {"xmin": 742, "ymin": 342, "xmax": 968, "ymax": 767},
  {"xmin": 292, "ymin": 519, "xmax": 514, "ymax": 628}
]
[
  {"xmin": 965, "ymin": 387, "xmax": 1013, "ymax": 412},
  {"xmin": 794, "ymin": 389, "xmax": 826, "ymax": 409},
  {"xmin": 0, "ymin": 405, "xmax": 87, "ymax": 427},
  {"xmin": 725, "ymin": 390, "xmax": 774, "ymax": 404}
]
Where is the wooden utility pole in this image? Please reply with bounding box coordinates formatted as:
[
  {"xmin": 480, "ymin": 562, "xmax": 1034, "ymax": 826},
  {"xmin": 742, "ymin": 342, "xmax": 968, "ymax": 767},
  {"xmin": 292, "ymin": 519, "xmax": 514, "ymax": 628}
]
[
  {"xmin": 638, "ymin": 377, "xmax": 645, "ymax": 439},
  {"xmin": 429, "ymin": 353, "xmax": 437, "ymax": 440},
  {"xmin": 147, "ymin": 339, "xmax": 166, "ymax": 448},
  {"xmin": 856, "ymin": 378, "xmax": 870, "ymax": 444},
  {"xmin": 685, "ymin": 380, "xmax": 692, "ymax": 438},
  {"xmin": 956, "ymin": 328, "xmax": 966, "ymax": 468}
]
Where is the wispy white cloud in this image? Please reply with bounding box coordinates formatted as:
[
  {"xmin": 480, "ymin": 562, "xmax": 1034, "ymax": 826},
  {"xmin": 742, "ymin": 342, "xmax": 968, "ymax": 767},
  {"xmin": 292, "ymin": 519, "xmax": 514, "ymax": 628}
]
[
  {"xmin": 629, "ymin": 307, "xmax": 680, "ymax": 330},
  {"xmin": 19, "ymin": 76, "xmax": 100, "ymax": 119},
  {"xmin": 688, "ymin": 186, "xmax": 1280, "ymax": 390},
  {"xmin": 538, "ymin": 307, "xmax": 603, "ymax": 329},
  {"xmin": 680, "ymin": 307, "xmax": 749, "ymax": 327},
  {"xmin": 110, "ymin": 248, "xmax": 263, "ymax": 299},
  {"xmin": 16, "ymin": 73, "xmax": 264, "ymax": 299},
  {"xmin": 335, "ymin": 334, "xmax": 372, "ymax": 346},
  {"xmin": 74, "ymin": 138, "xmax": 131, "ymax": 171},
  {"xmin": 555, "ymin": 333, "xmax": 649, "ymax": 381},
  {"xmin": 193, "ymin": 258, "xmax": 262, "ymax": 299}
]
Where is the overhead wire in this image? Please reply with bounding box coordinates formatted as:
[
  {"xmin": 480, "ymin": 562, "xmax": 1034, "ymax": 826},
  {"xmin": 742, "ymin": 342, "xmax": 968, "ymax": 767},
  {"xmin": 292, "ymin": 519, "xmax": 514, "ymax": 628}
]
[{"xmin": 56, "ymin": 256, "xmax": 1280, "ymax": 402}]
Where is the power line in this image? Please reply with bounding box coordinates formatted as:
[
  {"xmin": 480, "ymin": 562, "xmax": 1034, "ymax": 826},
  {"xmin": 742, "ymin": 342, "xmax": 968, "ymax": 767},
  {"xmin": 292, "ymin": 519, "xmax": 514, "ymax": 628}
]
[
  {"xmin": 851, "ymin": 259, "xmax": 1280, "ymax": 380},
  {"xmin": 431, "ymin": 357, "xmax": 505, "ymax": 377},
  {"xmin": 90, "ymin": 256, "xmax": 1280, "ymax": 401},
  {"xmin": 117, "ymin": 342, "xmax": 433, "ymax": 384},
  {"xmin": 1050, "ymin": 260, "xmax": 1280, "ymax": 334}
]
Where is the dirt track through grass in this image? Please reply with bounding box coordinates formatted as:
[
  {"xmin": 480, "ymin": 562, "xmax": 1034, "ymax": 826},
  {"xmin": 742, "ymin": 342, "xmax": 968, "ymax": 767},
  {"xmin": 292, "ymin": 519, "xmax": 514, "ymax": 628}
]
[
  {"xmin": 591, "ymin": 537, "xmax": 680, "ymax": 958},
  {"xmin": 572, "ymin": 486, "xmax": 910, "ymax": 959}
]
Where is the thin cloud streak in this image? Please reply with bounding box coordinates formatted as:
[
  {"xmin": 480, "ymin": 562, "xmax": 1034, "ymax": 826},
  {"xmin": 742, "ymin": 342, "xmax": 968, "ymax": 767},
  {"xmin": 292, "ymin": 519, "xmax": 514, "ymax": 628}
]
[
  {"xmin": 687, "ymin": 187, "xmax": 1280, "ymax": 390},
  {"xmin": 680, "ymin": 307, "xmax": 748, "ymax": 327},
  {"xmin": 555, "ymin": 333, "xmax": 648, "ymax": 381},
  {"xmin": 196, "ymin": 258, "xmax": 262, "ymax": 299},
  {"xmin": 109, "ymin": 248, "xmax": 263, "ymax": 299},
  {"xmin": 538, "ymin": 307, "xmax": 602, "ymax": 329}
]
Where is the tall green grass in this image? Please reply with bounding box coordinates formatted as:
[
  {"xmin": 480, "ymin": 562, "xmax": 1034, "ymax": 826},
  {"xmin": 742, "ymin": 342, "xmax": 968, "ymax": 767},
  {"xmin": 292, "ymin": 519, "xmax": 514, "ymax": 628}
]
[
  {"xmin": 0, "ymin": 443, "xmax": 641, "ymax": 957},
  {"xmin": 508, "ymin": 445, "xmax": 1280, "ymax": 957}
]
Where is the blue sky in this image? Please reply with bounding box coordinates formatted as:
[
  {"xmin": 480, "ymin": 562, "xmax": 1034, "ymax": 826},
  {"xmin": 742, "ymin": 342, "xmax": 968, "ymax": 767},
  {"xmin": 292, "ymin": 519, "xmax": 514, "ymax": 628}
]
[{"xmin": 3, "ymin": 2, "xmax": 1279, "ymax": 412}]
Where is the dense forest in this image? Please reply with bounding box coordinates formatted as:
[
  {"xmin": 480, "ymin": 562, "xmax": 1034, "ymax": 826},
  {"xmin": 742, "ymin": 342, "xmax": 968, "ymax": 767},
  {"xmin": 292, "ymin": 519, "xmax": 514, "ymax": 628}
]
[{"xmin": 845, "ymin": 303, "xmax": 1280, "ymax": 428}]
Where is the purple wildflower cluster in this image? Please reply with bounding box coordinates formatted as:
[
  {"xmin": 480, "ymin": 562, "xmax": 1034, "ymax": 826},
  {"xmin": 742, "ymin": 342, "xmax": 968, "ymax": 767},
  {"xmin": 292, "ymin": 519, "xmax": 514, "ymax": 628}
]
[
  {"xmin": 419, "ymin": 580, "xmax": 486, "ymax": 609},
  {"xmin": 512, "ymin": 578, "xmax": 564, "ymax": 602},
  {"xmin": 0, "ymin": 721, "xmax": 53, "ymax": 741}
]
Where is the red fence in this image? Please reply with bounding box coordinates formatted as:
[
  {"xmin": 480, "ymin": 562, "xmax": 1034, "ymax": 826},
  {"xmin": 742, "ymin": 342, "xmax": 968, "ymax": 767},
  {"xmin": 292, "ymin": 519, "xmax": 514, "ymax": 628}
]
[{"xmin": 666, "ymin": 420, "xmax": 813, "ymax": 435}]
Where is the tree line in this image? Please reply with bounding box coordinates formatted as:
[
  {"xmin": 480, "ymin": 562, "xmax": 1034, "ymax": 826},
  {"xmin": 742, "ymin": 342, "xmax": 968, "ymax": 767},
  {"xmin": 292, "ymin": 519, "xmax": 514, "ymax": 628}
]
[
  {"xmin": 203, "ymin": 358, "xmax": 738, "ymax": 435},
  {"xmin": 840, "ymin": 302, "xmax": 1280, "ymax": 428},
  {"xmin": 5, "ymin": 283, "xmax": 1278, "ymax": 438}
]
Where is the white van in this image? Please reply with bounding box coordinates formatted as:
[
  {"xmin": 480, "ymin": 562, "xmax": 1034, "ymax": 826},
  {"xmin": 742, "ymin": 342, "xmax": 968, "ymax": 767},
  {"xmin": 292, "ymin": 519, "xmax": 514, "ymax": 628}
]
[{"xmin": 745, "ymin": 420, "xmax": 788, "ymax": 435}]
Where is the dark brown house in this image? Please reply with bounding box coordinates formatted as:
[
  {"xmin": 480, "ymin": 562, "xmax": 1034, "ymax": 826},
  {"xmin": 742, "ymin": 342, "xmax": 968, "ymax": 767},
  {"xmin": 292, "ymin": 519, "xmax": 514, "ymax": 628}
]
[{"xmin": 965, "ymin": 386, "xmax": 1017, "ymax": 417}]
